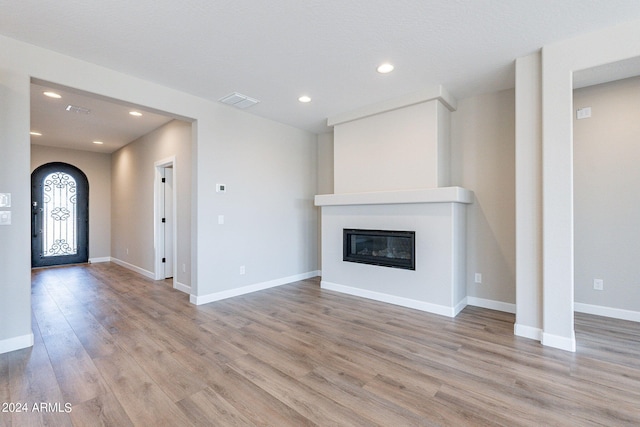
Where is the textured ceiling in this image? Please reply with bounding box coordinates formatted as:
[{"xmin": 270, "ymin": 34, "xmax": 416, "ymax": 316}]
[
  {"xmin": 3, "ymin": 0, "xmax": 640, "ymax": 134},
  {"xmin": 30, "ymin": 81, "xmax": 174, "ymax": 153}
]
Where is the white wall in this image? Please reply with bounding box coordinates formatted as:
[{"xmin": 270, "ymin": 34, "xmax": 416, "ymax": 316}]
[
  {"xmin": 514, "ymin": 52, "xmax": 543, "ymax": 341},
  {"xmin": 333, "ymin": 100, "xmax": 450, "ymax": 193},
  {"xmin": 111, "ymin": 120, "xmax": 191, "ymax": 286},
  {"xmin": 317, "ymin": 132, "xmax": 334, "ymax": 195},
  {"xmin": 0, "ymin": 62, "xmax": 32, "ymax": 354},
  {"xmin": 198, "ymin": 107, "xmax": 318, "ymax": 300},
  {"xmin": 573, "ymin": 76, "xmax": 640, "ymax": 314},
  {"xmin": 31, "ymin": 145, "xmax": 112, "ymax": 261},
  {"xmin": 451, "ymin": 89, "xmax": 516, "ymax": 309},
  {"xmin": 516, "ymin": 17, "xmax": 640, "ymax": 351},
  {"xmin": 316, "ymin": 132, "xmax": 334, "ymax": 270},
  {"xmin": 0, "ymin": 35, "xmax": 319, "ymax": 353}
]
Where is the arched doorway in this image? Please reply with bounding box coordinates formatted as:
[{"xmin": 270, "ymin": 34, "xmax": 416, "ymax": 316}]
[{"xmin": 31, "ymin": 162, "xmax": 89, "ymax": 267}]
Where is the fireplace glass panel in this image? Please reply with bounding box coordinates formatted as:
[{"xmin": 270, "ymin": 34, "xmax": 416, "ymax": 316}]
[{"xmin": 343, "ymin": 229, "xmax": 415, "ymax": 270}]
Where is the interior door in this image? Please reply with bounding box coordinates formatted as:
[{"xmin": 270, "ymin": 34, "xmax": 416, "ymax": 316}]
[
  {"xmin": 163, "ymin": 166, "xmax": 174, "ymax": 278},
  {"xmin": 31, "ymin": 162, "xmax": 89, "ymax": 267}
]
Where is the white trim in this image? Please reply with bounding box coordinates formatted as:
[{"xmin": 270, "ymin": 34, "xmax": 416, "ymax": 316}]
[
  {"xmin": 466, "ymin": 296, "xmax": 516, "ymax": 314},
  {"xmin": 574, "ymin": 302, "xmax": 640, "ymax": 323},
  {"xmin": 111, "ymin": 257, "xmax": 155, "ymax": 280},
  {"xmin": 174, "ymin": 280, "xmax": 191, "ymax": 294},
  {"xmin": 321, "ymin": 280, "xmax": 461, "ymax": 318},
  {"xmin": 327, "ymin": 85, "xmax": 457, "ymax": 126},
  {"xmin": 542, "ymin": 331, "xmax": 576, "ymax": 352},
  {"xmin": 0, "ymin": 333, "xmax": 34, "ymax": 354},
  {"xmin": 88, "ymin": 257, "xmax": 111, "ymax": 264},
  {"xmin": 314, "ymin": 186, "xmax": 473, "ymax": 207},
  {"xmin": 453, "ymin": 297, "xmax": 468, "ymax": 317},
  {"xmin": 514, "ymin": 323, "xmax": 543, "ymax": 341},
  {"xmin": 191, "ymin": 271, "xmax": 320, "ymax": 305}
]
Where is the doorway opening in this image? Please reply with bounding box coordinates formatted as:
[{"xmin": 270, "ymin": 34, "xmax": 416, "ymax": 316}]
[
  {"xmin": 31, "ymin": 162, "xmax": 89, "ymax": 267},
  {"xmin": 573, "ymin": 73, "xmax": 640, "ymax": 323},
  {"xmin": 155, "ymin": 157, "xmax": 177, "ymax": 285}
]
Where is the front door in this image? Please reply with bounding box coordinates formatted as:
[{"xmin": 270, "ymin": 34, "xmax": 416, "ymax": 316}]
[{"xmin": 31, "ymin": 162, "xmax": 89, "ymax": 267}]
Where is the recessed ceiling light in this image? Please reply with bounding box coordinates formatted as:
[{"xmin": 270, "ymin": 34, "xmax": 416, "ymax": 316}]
[
  {"xmin": 43, "ymin": 91, "xmax": 61, "ymax": 99},
  {"xmin": 93, "ymin": 141, "xmax": 104, "ymax": 145},
  {"xmin": 129, "ymin": 111, "xmax": 142, "ymax": 117},
  {"xmin": 377, "ymin": 63, "xmax": 394, "ymax": 74},
  {"xmin": 30, "ymin": 131, "xmax": 42, "ymax": 136},
  {"xmin": 298, "ymin": 95, "xmax": 312, "ymax": 103}
]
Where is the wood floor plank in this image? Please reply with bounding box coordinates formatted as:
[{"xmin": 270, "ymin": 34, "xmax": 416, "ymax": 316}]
[
  {"xmin": 177, "ymin": 339, "xmax": 313, "ymax": 426},
  {"xmin": 176, "ymin": 387, "xmax": 256, "ymax": 427},
  {"xmin": 91, "ymin": 348, "xmax": 192, "ymax": 426},
  {"xmin": 71, "ymin": 322, "xmax": 122, "ymax": 360},
  {"xmin": 40, "ymin": 331, "xmax": 109, "ymax": 405},
  {"xmin": 228, "ymin": 353, "xmax": 373, "ymax": 426},
  {"xmin": 31, "ymin": 295, "xmax": 74, "ymax": 339},
  {"xmin": 68, "ymin": 392, "xmax": 134, "ymax": 427},
  {"xmin": 3, "ymin": 262, "xmax": 639, "ymax": 426},
  {"xmin": 110, "ymin": 327, "xmax": 208, "ymax": 402},
  {"xmin": 300, "ymin": 365, "xmax": 430, "ymax": 426},
  {"xmin": 6, "ymin": 346, "xmax": 73, "ymax": 427}
]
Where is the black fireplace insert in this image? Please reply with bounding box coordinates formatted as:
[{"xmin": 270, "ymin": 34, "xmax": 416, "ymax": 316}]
[{"xmin": 343, "ymin": 229, "xmax": 415, "ymax": 270}]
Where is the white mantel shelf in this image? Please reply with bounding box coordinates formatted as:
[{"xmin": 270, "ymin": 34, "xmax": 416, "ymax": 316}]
[{"xmin": 314, "ymin": 186, "xmax": 473, "ymax": 207}]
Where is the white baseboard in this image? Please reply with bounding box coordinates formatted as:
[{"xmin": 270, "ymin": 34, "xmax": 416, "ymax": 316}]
[
  {"xmin": 454, "ymin": 297, "xmax": 468, "ymax": 316},
  {"xmin": 514, "ymin": 323, "xmax": 543, "ymax": 341},
  {"xmin": 191, "ymin": 271, "xmax": 321, "ymax": 305},
  {"xmin": 542, "ymin": 331, "xmax": 576, "ymax": 352},
  {"xmin": 0, "ymin": 333, "xmax": 34, "ymax": 354},
  {"xmin": 466, "ymin": 296, "xmax": 516, "ymax": 314},
  {"xmin": 88, "ymin": 257, "xmax": 111, "ymax": 264},
  {"xmin": 574, "ymin": 302, "xmax": 640, "ymax": 323},
  {"xmin": 174, "ymin": 280, "xmax": 190, "ymax": 294},
  {"xmin": 320, "ymin": 280, "xmax": 461, "ymax": 318},
  {"xmin": 110, "ymin": 257, "xmax": 155, "ymax": 280}
]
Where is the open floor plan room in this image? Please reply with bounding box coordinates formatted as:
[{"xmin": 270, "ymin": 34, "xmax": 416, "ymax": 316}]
[{"xmin": 1, "ymin": 263, "xmax": 639, "ymax": 426}]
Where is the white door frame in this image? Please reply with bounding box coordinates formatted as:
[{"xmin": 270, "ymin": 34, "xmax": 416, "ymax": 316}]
[{"xmin": 154, "ymin": 156, "xmax": 177, "ymax": 284}]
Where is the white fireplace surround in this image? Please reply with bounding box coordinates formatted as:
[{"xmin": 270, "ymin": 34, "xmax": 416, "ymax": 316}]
[
  {"xmin": 315, "ymin": 187, "xmax": 473, "ymax": 317},
  {"xmin": 318, "ymin": 87, "xmax": 474, "ymax": 317}
]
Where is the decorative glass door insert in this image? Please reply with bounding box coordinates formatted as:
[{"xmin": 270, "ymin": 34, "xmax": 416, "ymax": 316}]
[{"xmin": 42, "ymin": 171, "xmax": 78, "ymax": 256}]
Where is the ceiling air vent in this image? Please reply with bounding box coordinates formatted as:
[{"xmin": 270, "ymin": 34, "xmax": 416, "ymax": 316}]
[
  {"xmin": 218, "ymin": 92, "xmax": 260, "ymax": 109},
  {"xmin": 65, "ymin": 104, "xmax": 91, "ymax": 114}
]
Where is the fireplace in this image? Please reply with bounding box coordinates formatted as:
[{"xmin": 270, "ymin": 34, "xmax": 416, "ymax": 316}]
[
  {"xmin": 316, "ymin": 88, "xmax": 471, "ymax": 316},
  {"xmin": 343, "ymin": 229, "xmax": 415, "ymax": 270}
]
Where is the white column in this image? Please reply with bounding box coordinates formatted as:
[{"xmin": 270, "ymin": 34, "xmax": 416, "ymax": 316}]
[{"xmin": 514, "ymin": 52, "xmax": 544, "ymax": 342}]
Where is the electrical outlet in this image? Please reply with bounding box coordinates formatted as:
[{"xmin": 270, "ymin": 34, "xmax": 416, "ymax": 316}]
[
  {"xmin": 183, "ymin": 264, "xmax": 186, "ymax": 273},
  {"xmin": 475, "ymin": 273, "xmax": 482, "ymax": 284},
  {"xmin": 240, "ymin": 265, "xmax": 245, "ymax": 275},
  {"xmin": 593, "ymin": 279, "xmax": 604, "ymax": 291}
]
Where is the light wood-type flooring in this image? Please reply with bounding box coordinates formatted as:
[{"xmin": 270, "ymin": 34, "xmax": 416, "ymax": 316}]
[{"xmin": 1, "ymin": 262, "xmax": 640, "ymax": 426}]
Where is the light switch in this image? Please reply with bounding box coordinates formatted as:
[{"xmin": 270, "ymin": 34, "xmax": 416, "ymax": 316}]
[
  {"xmin": 0, "ymin": 211, "xmax": 11, "ymax": 225},
  {"xmin": 576, "ymin": 107, "xmax": 591, "ymax": 120},
  {"xmin": 0, "ymin": 193, "xmax": 10, "ymax": 208},
  {"xmin": 218, "ymin": 215, "xmax": 224, "ymax": 225}
]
